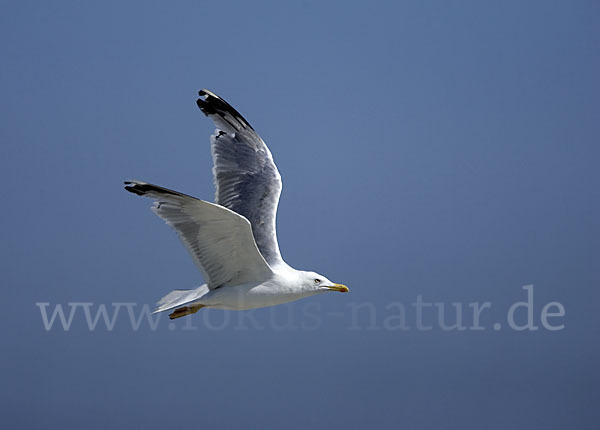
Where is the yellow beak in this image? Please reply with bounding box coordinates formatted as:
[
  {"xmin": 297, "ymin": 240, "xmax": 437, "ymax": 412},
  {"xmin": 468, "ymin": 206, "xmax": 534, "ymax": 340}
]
[{"xmin": 327, "ymin": 283, "xmax": 349, "ymax": 293}]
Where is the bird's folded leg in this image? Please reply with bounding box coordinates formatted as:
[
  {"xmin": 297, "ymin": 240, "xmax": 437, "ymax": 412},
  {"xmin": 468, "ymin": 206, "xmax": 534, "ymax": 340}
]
[{"xmin": 169, "ymin": 304, "xmax": 204, "ymax": 320}]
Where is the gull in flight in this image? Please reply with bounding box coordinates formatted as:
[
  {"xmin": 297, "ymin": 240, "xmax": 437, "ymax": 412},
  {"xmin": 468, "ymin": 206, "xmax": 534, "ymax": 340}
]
[{"xmin": 125, "ymin": 89, "xmax": 348, "ymax": 319}]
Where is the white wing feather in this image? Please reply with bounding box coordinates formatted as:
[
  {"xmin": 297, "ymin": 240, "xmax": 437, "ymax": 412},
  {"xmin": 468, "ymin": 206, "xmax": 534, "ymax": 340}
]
[{"xmin": 124, "ymin": 180, "xmax": 273, "ymax": 289}]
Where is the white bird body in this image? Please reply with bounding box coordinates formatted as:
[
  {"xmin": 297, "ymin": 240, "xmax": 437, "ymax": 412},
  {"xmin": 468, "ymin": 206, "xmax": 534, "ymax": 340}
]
[
  {"xmin": 156, "ymin": 266, "xmax": 327, "ymax": 312},
  {"xmin": 193, "ymin": 271, "xmax": 323, "ymax": 311},
  {"xmin": 125, "ymin": 89, "xmax": 348, "ymax": 319}
]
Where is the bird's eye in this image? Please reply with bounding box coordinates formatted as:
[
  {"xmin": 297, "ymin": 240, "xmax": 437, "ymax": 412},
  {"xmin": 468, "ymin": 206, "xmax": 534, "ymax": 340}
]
[{"xmin": 314, "ymin": 279, "xmax": 321, "ymax": 284}]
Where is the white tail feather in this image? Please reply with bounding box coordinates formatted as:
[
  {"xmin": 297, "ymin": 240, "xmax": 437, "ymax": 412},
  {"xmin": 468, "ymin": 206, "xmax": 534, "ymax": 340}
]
[{"xmin": 153, "ymin": 285, "xmax": 209, "ymax": 313}]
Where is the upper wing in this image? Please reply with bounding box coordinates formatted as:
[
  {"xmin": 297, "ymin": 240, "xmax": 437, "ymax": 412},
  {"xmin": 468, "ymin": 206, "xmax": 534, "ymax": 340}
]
[
  {"xmin": 124, "ymin": 180, "xmax": 273, "ymax": 289},
  {"xmin": 196, "ymin": 89, "xmax": 286, "ymax": 268}
]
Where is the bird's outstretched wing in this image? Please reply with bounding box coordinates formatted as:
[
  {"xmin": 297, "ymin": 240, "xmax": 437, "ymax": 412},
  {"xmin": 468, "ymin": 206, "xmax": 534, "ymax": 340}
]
[
  {"xmin": 124, "ymin": 181, "xmax": 273, "ymax": 289},
  {"xmin": 196, "ymin": 89, "xmax": 286, "ymax": 268}
]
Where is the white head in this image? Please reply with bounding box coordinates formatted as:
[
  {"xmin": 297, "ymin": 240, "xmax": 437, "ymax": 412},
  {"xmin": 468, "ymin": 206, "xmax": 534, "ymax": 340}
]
[{"xmin": 299, "ymin": 271, "xmax": 349, "ymax": 294}]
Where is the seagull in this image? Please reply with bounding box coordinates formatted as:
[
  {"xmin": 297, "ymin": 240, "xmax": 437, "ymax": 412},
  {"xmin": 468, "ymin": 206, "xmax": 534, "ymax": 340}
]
[{"xmin": 125, "ymin": 89, "xmax": 348, "ymax": 319}]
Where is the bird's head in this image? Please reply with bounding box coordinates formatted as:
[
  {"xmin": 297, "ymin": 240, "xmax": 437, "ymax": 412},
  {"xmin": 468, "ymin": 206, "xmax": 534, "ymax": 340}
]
[{"xmin": 301, "ymin": 271, "xmax": 349, "ymax": 294}]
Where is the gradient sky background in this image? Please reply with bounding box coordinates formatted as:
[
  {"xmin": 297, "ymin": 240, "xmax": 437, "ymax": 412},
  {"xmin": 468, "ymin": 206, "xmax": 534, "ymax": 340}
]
[{"xmin": 1, "ymin": 1, "xmax": 599, "ymax": 428}]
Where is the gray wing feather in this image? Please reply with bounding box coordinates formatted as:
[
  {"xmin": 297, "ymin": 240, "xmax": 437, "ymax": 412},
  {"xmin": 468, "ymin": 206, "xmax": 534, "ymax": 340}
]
[{"xmin": 196, "ymin": 89, "xmax": 285, "ymax": 267}]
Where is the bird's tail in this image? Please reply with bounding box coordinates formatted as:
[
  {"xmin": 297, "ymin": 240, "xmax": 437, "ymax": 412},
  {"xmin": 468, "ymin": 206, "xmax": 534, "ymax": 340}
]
[{"xmin": 153, "ymin": 285, "xmax": 209, "ymax": 314}]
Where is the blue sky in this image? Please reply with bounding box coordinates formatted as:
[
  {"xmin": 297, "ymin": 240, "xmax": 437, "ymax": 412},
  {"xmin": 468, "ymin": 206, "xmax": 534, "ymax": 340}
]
[{"xmin": 1, "ymin": 1, "xmax": 599, "ymax": 428}]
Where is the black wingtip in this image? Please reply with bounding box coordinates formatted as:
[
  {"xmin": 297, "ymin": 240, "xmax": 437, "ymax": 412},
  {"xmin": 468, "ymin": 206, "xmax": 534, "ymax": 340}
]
[
  {"xmin": 124, "ymin": 181, "xmax": 147, "ymax": 196},
  {"xmin": 196, "ymin": 89, "xmax": 255, "ymax": 132},
  {"xmin": 198, "ymin": 88, "xmax": 216, "ymax": 98},
  {"xmin": 123, "ymin": 180, "xmax": 197, "ymax": 200}
]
